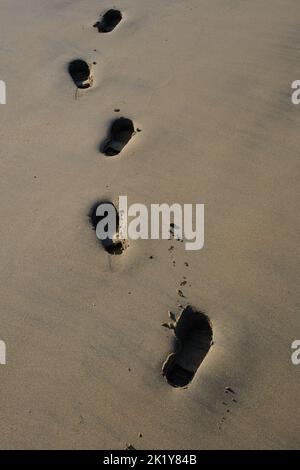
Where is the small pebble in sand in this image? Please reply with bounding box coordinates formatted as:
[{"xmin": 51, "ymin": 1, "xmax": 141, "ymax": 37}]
[
  {"xmin": 125, "ymin": 444, "xmax": 135, "ymax": 450},
  {"xmin": 184, "ymin": 262, "xmax": 189, "ymax": 267},
  {"xmin": 225, "ymin": 387, "xmax": 235, "ymax": 394},
  {"xmin": 178, "ymin": 289, "xmax": 185, "ymax": 298}
]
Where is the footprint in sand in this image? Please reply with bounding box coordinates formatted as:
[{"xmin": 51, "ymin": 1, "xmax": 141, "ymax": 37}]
[
  {"xmin": 94, "ymin": 9, "xmax": 122, "ymax": 33},
  {"xmin": 101, "ymin": 117, "xmax": 135, "ymax": 156},
  {"xmin": 162, "ymin": 306, "xmax": 213, "ymax": 388},
  {"xmin": 68, "ymin": 59, "xmax": 93, "ymax": 89},
  {"xmin": 88, "ymin": 200, "xmax": 128, "ymax": 255}
]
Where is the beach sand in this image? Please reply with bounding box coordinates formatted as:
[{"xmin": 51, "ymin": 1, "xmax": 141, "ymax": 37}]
[{"xmin": 0, "ymin": 0, "xmax": 299, "ymax": 449}]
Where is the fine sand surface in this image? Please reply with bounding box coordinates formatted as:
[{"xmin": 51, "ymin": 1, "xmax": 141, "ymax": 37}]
[{"xmin": 0, "ymin": 0, "xmax": 299, "ymax": 449}]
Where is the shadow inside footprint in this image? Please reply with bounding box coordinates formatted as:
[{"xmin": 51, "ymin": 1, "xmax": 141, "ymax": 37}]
[
  {"xmin": 88, "ymin": 200, "xmax": 125, "ymax": 255},
  {"xmin": 101, "ymin": 117, "xmax": 135, "ymax": 156},
  {"xmin": 162, "ymin": 306, "xmax": 213, "ymax": 388},
  {"xmin": 68, "ymin": 59, "xmax": 92, "ymax": 89},
  {"xmin": 94, "ymin": 9, "xmax": 122, "ymax": 33}
]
